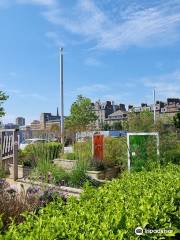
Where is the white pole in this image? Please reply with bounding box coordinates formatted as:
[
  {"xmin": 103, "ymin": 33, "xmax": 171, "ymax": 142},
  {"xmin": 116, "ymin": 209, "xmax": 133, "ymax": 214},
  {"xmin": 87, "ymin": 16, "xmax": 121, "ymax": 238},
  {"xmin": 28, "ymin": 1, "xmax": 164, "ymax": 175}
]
[
  {"xmin": 153, "ymin": 88, "xmax": 156, "ymax": 124},
  {"xmin": 127, "ymin": 133, "xmax": 131, "ymax": 171},
  {"xmin": 60, "ymin": 48, "xmax": 64, "ymax": 146}
]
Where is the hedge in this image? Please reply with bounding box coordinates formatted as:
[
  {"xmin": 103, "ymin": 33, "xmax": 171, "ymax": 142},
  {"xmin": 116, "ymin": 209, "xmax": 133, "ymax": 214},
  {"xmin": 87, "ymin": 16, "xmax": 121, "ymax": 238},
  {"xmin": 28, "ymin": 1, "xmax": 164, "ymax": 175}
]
[{"xmin": 1, "ymin": 164, "xmax": 180, "ymax": 239}]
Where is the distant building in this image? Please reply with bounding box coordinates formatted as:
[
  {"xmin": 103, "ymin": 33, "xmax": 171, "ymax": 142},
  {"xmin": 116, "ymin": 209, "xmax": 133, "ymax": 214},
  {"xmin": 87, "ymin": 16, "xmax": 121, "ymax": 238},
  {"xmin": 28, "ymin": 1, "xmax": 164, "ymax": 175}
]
[
  {"xmin": 16, "ymin": 117, "xmax": 25, "ymax": 126},
  {"xmin": 105, "ymin": 110, "xmax": 127, "ymax": 125},
  {"xmin": 40, "ymin": 108, "xmax": 62, "ymax": 130},
  {"xmin": 128, "ymin": 98, "xmax": 180, "ymax": 118},
  {"xmin": 92, "ymin": 100, "xmax": 127, "ymax": 129},
  {"xmin": 30, "ymin": 120, "xmax": 41, "ymax": 130},
  {"xmin": 4, "ymin": 123, "xmax": 19, "ymax": 129}
]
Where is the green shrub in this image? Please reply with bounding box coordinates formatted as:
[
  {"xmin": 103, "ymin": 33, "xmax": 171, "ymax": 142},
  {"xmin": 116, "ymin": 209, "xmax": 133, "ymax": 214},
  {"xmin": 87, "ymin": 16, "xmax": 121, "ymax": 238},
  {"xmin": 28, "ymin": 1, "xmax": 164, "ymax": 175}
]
[
  {"xmin": 62, "ymin": 152, "xmax": 77, "ymax": 160},
  {"xmin": 28, "ymin": 142, "xmax": 63, "ymax": 182},
  {"xmin": 0, "ymin": 168, "xmax": 6, "ymax": 178},
  {"xmin": 19, "ymin": 142, "xmax": 62, "ymax": 167},
  {"xmin": 104, "ymin": 137, "xmax": 127, "ymax": 168},
  {"xmin": 72, "ymin": 138, "xmax": 127, "ymax": 170},
  {"xmin": 2, "ymin": 164, "xmax": 180, "ymax": 239}
]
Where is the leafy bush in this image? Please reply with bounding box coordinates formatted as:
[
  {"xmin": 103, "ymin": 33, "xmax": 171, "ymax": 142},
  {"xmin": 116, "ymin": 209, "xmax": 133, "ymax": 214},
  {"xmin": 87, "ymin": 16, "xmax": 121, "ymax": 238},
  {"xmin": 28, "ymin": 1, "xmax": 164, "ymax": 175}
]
[
  {"xmin": 19, "ymin": 142, "xmax": 63, "ymax": 168},
  {"xmin": 2, "ymin": 164, "xmax": 180, "ymax": 239},
  {"xmin": 69, "ymin": 138, "xmax": 127, "ymax": 170},
  {"xmin": 104, "ymin": 137, "xmax": 127, "ymax": 168}
]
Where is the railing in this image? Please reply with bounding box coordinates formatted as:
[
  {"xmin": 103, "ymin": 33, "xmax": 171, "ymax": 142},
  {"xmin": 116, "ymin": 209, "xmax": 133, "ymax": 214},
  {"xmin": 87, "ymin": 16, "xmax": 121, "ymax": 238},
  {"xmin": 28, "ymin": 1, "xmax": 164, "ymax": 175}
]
[{"xmin": 0, "ymin": 129, "xmax": 18, "ymax": 180}]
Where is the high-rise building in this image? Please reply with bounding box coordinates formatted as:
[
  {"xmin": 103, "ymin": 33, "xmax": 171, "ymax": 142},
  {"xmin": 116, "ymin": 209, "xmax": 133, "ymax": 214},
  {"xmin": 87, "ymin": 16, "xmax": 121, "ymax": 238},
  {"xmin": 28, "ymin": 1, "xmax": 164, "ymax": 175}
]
[
  {"xmin": 40, "ymin": 108, "xmax": 61, "ymax": 130},
  {"xmin": 16, "ymin": 117, "xmax": 25, "ymax": 126}
]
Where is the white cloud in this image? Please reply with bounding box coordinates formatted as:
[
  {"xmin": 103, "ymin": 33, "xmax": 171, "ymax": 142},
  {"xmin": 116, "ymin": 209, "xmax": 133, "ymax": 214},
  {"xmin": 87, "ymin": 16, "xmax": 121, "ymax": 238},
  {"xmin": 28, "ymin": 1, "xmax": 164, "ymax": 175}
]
[
  {"xmin": 75, "ymin": 84, "xmax": 109, "ymax": 95},
  {"xmin": 4, "ymin": 87, "xmax": 48, "ymax": 101},
  {"xmin": 2, "ymin": 0, "xmax": 180, "ymax": 50},
  {"xmin": 42, "ymin": 0, "xmax": 180, "ymax": 50},
  {"xmin": 143, "ymin": 70, "xmax": 180, "ymax": 99}
]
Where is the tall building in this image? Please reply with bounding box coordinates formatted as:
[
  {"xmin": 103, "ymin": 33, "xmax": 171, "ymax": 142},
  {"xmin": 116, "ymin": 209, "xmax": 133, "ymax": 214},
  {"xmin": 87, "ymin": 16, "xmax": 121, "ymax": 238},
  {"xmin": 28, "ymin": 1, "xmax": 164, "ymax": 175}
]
[
  {"xmin": 16, "ymin": 117, "xmax": 25, "ymax": 126},
  {"xmin": 92, "ymin": 101, "xmax": 127, "ymax": 129},
  {"xmin": 92, "ymin": 100, "xmax": 114, "ymax": 129},
  {"xmin": 30, "ymin": 120, "xmax": 41, "ymax": 130},
  {"xmin": 40, "ymin": 108, "xmax": 61, "ymax": 130}
]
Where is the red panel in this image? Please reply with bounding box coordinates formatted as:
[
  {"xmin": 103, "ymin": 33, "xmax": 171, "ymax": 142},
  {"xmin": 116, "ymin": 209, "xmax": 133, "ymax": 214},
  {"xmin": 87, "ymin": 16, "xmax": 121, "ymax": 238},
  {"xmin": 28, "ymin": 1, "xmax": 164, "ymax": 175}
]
[{"xmin": 93, "ymin": 134, "xmax": 104, "ymax": 161}]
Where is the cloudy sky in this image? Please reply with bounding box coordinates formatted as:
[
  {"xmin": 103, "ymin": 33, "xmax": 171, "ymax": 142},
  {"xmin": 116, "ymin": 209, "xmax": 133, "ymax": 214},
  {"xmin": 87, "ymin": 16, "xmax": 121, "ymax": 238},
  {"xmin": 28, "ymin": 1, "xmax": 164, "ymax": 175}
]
[{"xmin": 0, "ymin": 0, "xmax": 180, "ymax": 123}]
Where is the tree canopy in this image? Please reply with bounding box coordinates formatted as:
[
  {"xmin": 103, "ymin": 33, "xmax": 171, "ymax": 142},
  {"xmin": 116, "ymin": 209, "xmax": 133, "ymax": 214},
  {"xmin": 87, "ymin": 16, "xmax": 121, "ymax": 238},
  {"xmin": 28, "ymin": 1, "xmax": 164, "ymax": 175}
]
[
  {"xmin": 0, "ymin": 91, "xmax": 8, "ymax": 117},
  {"xmin": 65, "ymin": 95, "xmax": 97, "ymax": 133}
]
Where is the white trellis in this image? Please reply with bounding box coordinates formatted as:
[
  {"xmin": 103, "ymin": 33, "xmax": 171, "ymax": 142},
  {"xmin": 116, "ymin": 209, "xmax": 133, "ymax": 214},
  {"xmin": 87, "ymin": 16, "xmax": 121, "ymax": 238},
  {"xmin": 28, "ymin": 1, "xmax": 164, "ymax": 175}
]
[{"xmin": 127, "ymin": 132, "xmax": 160, "ymax": 171}]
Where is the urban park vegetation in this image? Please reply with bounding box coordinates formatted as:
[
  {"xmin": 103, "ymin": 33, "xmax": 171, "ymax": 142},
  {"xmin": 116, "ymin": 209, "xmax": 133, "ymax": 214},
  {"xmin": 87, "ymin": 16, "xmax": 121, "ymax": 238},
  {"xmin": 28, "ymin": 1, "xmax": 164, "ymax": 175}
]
[
  {"xmin": 0, "ymin": 91, "xmax": 8, "ymax": 117},
  {"xmin": 0, "ymin": 164, "xmax": 179, "ymax": 239}
]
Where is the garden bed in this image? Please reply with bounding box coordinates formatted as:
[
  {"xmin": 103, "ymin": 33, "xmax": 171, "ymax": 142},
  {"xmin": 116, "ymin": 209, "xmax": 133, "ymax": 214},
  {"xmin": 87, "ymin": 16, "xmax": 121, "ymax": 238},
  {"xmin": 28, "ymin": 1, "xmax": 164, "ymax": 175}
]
[
  {"xmin": 53, "ymin": 159, "xmax": 77, "ymax": 171},
  {"xmin": 87, "ymin": 166, "xmax": 120, "ymax": 180},
  {"xmin": 18, "ymin": 179, "xmax": 83, "ymax": 197},
  {"xmin": 8, "ymin": 164, "xmax": 32, "ymax": 179}
]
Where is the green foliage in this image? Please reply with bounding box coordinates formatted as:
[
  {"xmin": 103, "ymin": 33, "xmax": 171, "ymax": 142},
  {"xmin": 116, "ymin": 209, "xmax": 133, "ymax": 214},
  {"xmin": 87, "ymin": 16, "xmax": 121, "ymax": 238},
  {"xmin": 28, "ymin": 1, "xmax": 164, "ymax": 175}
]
[
  {"xmin": 111, "ymin": 121, "xmax": 123, "ymax": 130},
  {"xmin": 62, "ymin": 138, "xmax": 127, "ymax": 171},
  {"xmin": 28, "ymin": 142, "xmax": 62, "ymax": 182},
  {"xmin": 18, "ymin": 142, "xmax": 62, "ymax": 168},
  {"xmin": 130, "ymin": 135, "xmax": 157, "ymax": 171},
  {"xmin": 173, "ymin": 112, "xmax": 180, "ymax": 129},
  {"xmin": 102, "ymin": 122, "xmax": 123, "ymax": 131},
  {"xmin": 104, "ymin": 137, "xmax": 127, "ymax": 168},
  {"xmin": 2, "ymin": 164, "xmax": 180, "ymax": 239},
  {"xmin": 0, "ymin": 168, "xmax": 6, "ymax": 178},
  {"xmin": 0, "ymin": 91, "xmax": 8, "ymax": 117},
  {"xmin": 127, "ymin": 111, "xmax": 154, "ymax": 132},
  {"xmin": 65, "ymin": 95, "xmax": 97, "ymax": 133},
  {"xmin": 27, "ymin": 142, "xmax": 89, "ymax": 187},
  {"xmin": 159, "ymin": 130, "xmax": 180, "ymax": 165},
  {"xmin": 102, "ymin": 123, "xmax": 111, "ymax": 130}
]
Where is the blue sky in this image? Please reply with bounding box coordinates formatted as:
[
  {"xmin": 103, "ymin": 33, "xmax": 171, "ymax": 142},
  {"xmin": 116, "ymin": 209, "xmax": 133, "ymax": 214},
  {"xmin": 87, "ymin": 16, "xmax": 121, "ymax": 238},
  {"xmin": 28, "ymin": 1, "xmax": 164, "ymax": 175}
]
[{"xmin": 0, "ymin": 0, "xmax": 180, "ymax": 124}]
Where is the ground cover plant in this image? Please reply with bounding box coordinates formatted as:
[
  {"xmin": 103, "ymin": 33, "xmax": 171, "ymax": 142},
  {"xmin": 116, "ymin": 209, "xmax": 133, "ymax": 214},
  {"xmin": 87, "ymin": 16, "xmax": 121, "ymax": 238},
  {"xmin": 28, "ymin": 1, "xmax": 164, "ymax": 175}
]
[
  {"xmin": 0, "ymin": 179, "xmax": 67, "ymax": 232},
  {"xmin": 1, "ymin": 164, "xmax": 179, "ymax": 239}
]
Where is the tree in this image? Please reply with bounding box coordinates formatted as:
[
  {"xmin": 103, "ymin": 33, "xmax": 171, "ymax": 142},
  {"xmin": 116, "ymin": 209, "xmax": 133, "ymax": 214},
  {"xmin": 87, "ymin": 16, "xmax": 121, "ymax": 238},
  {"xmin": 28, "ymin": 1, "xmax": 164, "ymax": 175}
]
[
  {"xmin": 0, "ymin": 91, "xmax": 8, "ymax": 117},
  {"xmin": 112, "ymin": 121, "xmax": 123, "ymax": 131},
  {"xmin": 67, "ymin": 95, "xmax": 98, "ymax": 133},
  {"xmin": 49, "ymin": 124, "xmax": 60, "ymax": 139},
  {"xmin": 50, "ymin": 124, "xmax": 60, "ymax": 132},
  {"xmin": 102, "ymin": 123, "xmax": 111, "ymax": 131},
  {"xmin": 127, "ymin": 111, "xmax": 154, "ymax": 132},
  {"xmin": 173, "ymin": 112, "xmax": 180, "ymax": 129}
]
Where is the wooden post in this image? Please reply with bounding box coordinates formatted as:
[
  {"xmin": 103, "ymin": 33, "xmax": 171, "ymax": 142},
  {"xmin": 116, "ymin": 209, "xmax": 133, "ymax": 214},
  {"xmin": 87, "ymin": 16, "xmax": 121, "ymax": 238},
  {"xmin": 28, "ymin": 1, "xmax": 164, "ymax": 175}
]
[
  {"xmin": 0, "ymin": 131, "xmax": 2, "ymax": 168},
  {"xmin": 13, "ymin": 130, "xmax": 18, "ymax": 180}
]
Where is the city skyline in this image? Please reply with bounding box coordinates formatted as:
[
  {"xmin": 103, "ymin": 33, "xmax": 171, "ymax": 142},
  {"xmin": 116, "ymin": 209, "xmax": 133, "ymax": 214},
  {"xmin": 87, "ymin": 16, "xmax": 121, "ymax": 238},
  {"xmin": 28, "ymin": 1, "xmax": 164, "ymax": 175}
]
[
  {"xmin": 0, "ymin": 0, "xmax": 180, "ymax": 124},
  {"xmin": 3, "ymin": 97, "xmax": 180, "ymax": 126}
]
